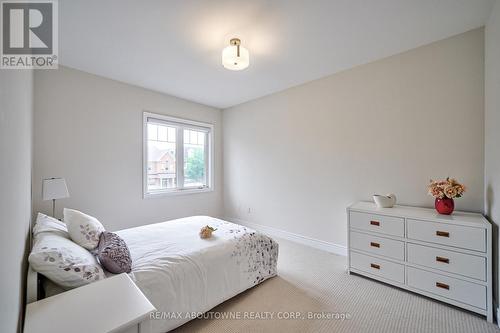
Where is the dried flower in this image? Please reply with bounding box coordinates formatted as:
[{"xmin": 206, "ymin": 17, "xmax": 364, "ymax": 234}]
[
  {"xmin": 200, "ymin": 225, "xmax": 217, "ymax": 239},
  {"xmin": 444, "ymin": 185, "xmax": 457, "ymax": 198},
  {"xmin": 428, "ymin": 177, "xmax": 466, "ymax": 199}
]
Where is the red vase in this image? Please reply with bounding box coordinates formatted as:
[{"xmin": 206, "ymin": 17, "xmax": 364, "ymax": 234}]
[{"xmin": 435, "ymin": 197, "xmax": 454, "ymax": 215}]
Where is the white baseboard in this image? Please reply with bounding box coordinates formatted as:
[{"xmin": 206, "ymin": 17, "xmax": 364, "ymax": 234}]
[{"xmin": 226, "ymin": 217, "xmax": 347, "ymax": 256}]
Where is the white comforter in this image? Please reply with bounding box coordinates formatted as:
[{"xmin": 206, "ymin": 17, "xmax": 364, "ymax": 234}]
[{"xmin": 116, "ymin": 216, "xmax": 278, "ymax": 333}]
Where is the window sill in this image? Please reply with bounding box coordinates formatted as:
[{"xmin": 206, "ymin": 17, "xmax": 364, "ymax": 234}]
[{"xmin": 143, "ymin": 187, "xmax": 213, "ymax": 199}]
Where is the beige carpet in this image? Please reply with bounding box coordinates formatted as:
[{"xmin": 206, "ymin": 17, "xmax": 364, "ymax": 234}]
[{"xmin": 173, "ymin": 238, "xmax": 499, "ymax": 333}]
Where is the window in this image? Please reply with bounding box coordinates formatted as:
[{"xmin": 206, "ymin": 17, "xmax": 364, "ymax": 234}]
[{"xmin": 143, "ymin": 112, "xmax": 213, "ymax": 197}]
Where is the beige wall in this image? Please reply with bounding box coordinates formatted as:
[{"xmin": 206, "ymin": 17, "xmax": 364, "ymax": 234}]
[
  {"xmin": 485, "ymin": 0, "xmax": 500, "ymax": 308},
  {"xmin": 33, "ymin": 66, "xmax": 222, "ymax": 231},
  {"xmin": 223, "ymin": 29, "xmax": 485, "ymax": 247},
  {"xmin": 0, "ymin": 70, "xmax": 33, "ymax": 333}
]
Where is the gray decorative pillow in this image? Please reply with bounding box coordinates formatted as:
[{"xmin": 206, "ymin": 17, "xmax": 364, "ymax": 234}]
[{"xmin": 97, "ymin": 231, "xmax": 132, "ymax": 274}]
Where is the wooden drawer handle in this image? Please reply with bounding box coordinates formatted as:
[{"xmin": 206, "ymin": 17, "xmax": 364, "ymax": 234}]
[
  {"xmin": 370, "ymin": 263, "xmax": 380, "ymax": 269},
  {"xmin": 436, "ymin": 282, "xmax": 449, "ymax": 290},
  {"xmin": 436, "ymin": 231, "xmax": 449, "ymax": 237},
  {"xmin": 436, "ymin": 256, "xmax": 449, "ymax": 264},
  {"xmin": 370, "ymin": 242, "xmax": 380, "ymax": 248},
  {"xmin": 370, "ymin": 220, "xmax": 380, "ymax": 226}
]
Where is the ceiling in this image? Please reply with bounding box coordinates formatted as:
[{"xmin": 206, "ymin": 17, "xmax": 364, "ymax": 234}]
[{"xmin": 60, "ymin": 0, "xmax": 494, "ymax": 109}]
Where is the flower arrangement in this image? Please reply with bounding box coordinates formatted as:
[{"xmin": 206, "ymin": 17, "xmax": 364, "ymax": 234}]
[
  {"xmin": 428, "ymin": 177, "xmax": 466, "ymax": 215},
  {"xmin": 427, "ymin": 177, "xmax": 466, "ymax": 199}
]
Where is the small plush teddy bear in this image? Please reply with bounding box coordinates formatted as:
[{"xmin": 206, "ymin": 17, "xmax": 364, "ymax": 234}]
[{"xmin": 199, "ymin": 225, "xmax": 217, "ymax": 239}]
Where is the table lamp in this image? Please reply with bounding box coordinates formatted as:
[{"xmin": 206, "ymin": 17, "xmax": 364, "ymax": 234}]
[{"xmin": 42, "ymin": 178, "xmax": 69, "ymax": 218}]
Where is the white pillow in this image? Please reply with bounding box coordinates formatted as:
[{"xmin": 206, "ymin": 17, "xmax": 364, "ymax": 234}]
[
  {"xmin": 29, "ymin": 232, "xmax": 106, "ymax": 288},
  {"xmin": 33, "ymin": 212, "xmax": 70, "ymax": 239},
  {"xmin": 64, "ymin": 208, "xmax": 105, "ymax": 250}
]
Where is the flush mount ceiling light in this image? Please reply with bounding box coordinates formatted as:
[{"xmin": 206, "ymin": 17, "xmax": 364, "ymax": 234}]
[{"xmin": 222, "ymin": 38, "xmax": 249, "ymax": 71}]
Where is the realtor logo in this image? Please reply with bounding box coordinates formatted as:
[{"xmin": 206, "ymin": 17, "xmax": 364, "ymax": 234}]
[{"xmin": 1, "ymin": 0, "xmax": 58, "ymax": 69}]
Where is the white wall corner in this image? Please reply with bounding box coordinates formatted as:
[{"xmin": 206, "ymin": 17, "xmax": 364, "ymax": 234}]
[{"xmin": 226, "ymin": 217, "xmax": 347, "ymax": 256}]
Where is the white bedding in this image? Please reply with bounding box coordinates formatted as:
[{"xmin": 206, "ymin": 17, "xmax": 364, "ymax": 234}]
[{"xmin": 116, "ymin": 216, "xmax": 278, "ymax": 333}]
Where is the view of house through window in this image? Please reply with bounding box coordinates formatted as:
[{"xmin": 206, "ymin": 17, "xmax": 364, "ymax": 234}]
[
  {"xmin": 184, "ymin": 129, "xmax": 206, "ymax": 187},
  {"xmin": 145, "ymin": 113, "xmax": 211, "ymax": 195},
  {"xmin": 147, "ymin": 123, "xmax": 177, "ymax": 190}
]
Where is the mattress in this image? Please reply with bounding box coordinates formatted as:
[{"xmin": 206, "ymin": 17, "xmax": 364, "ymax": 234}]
[{"xmin": 116, "ymin": 216, "xmax": 279, "ymax": 333}]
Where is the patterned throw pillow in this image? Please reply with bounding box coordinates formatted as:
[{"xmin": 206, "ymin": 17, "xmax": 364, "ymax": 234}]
[
  {"xmin": 29, "ymin": 232, "xmax": 106, "ymax": 288},
  {"xmin": 97, "ymin": 231, "xmax": 132, "ymax": 274},
  {"xmin": 63, "ymin": 208, "xmax": 105, "ymax": 250}
]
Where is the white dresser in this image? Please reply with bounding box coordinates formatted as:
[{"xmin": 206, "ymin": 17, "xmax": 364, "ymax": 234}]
[{"xmin": 347, "ymin": 201, "xmax": 492, "ymax": 322}]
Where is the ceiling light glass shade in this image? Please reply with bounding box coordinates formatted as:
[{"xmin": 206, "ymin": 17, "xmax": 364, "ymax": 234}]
[{"xmin": 222, "ymin": 39, "xmax": 249, "ymax": 71}]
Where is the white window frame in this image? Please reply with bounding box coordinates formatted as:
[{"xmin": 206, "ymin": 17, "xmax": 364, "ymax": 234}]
[{"xmin": 143, "ymin": 111, "xmax": 214, "ymax": 198}]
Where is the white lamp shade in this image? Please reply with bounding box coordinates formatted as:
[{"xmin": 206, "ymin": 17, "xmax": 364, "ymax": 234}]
[
  {"xmin": 222, "ymin": 44, "xmax": 249, "ymax": 70},
  {"xmin": 42, "ymin": 178, "xmax": 69, "ymax": 200}
]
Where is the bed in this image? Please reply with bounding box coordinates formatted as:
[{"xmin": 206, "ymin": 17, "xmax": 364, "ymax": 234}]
[{"xmin": 29, "ymin": 215, "xmax": 279, "ymax": 333}]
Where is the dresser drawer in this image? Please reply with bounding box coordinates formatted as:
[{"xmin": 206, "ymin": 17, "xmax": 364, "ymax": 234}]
[
  {"xmin": 407, "ymin": 267, "xmax": 486, "ymax": 309},
  {"xmin": 350, "ymin": 231, "xmax": 404, "ymax": 261},
  {"xmin": 407, "ymin": 219, "xmax": 486, "ymax": 252},
  {"xmin": 350, "ymin": 251, "xmax": 405, "ymax": 283},
  {"xmin": 350, "ymin": 211, "xmax": 404, "ymax": 237},
  {"xmin": 407, "ymin": 243, "xmax": 486, "ymax": 281}
]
